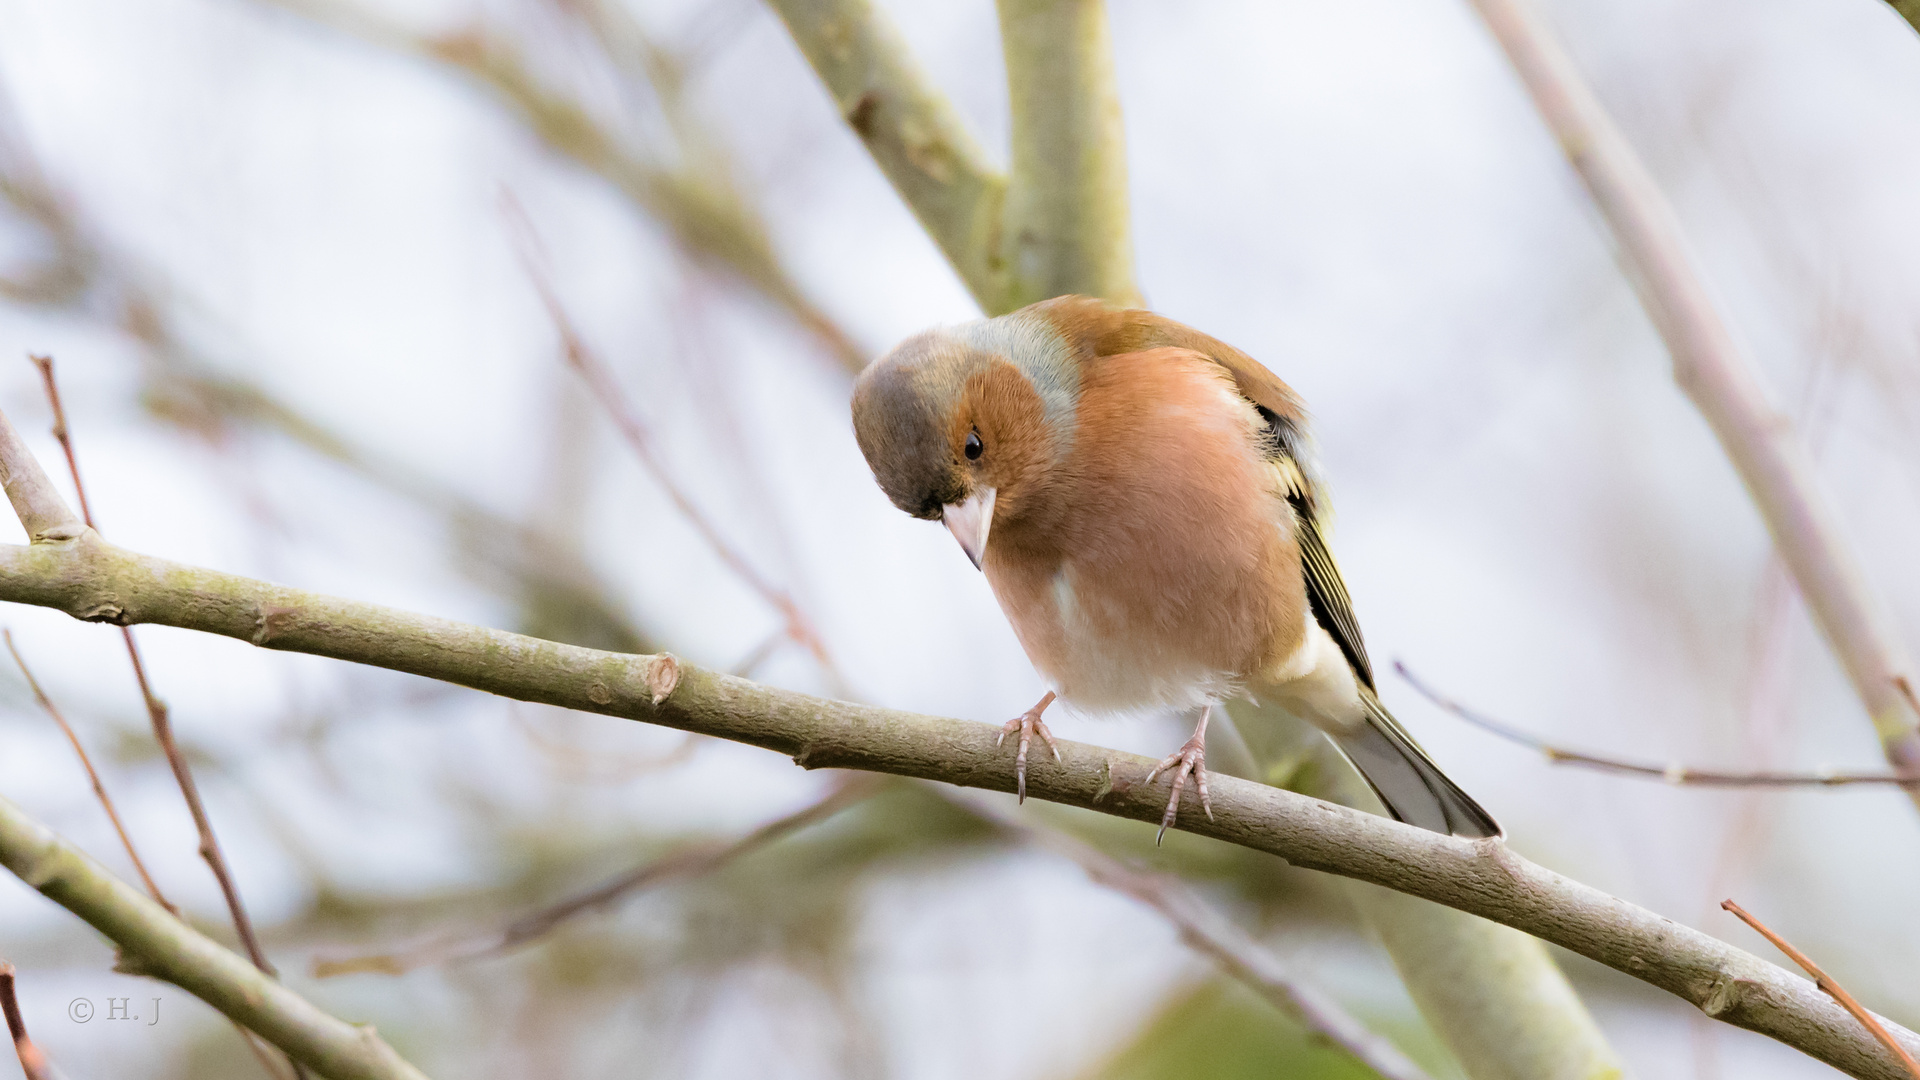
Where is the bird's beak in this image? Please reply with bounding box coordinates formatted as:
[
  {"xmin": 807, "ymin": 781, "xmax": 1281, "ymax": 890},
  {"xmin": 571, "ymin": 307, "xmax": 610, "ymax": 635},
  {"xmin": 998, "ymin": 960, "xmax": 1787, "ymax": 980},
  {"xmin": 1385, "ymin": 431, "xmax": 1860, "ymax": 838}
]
[{"xmin": 942, "ymin": 487, "xmax": 996, "ymax": 571}]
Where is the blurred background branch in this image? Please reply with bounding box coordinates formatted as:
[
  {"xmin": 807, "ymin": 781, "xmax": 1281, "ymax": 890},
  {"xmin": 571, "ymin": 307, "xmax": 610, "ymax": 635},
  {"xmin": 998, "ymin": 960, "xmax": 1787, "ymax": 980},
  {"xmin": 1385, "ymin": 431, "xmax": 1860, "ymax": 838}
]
[
  {"xmin": 1464, "ymin": 0, "xmax": 1920, "ymax": 799},
  {"xmin": 262, "ymin": 0, "xmax": 867, "ymax": 374}
]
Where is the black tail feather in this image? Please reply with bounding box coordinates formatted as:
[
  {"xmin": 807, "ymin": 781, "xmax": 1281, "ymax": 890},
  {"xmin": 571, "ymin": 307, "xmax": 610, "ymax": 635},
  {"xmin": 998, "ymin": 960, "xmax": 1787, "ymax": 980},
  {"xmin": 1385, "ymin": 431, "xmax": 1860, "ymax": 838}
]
[{"xmin": 1332, "ymin": 695, "xmax": 1501, "ymax": 838}]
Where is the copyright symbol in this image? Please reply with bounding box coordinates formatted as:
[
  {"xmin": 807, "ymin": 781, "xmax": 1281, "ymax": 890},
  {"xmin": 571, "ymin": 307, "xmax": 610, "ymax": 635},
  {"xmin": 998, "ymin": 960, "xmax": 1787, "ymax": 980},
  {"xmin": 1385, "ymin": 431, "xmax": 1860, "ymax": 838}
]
[{"xmin": 68, "ymin": 998, "xmax": 92, "ymax": 1023}]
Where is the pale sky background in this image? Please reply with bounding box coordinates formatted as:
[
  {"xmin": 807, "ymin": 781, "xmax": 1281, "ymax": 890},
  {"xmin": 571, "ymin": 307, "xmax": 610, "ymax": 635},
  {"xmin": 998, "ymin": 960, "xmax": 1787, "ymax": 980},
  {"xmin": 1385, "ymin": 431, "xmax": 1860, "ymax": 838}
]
[{"xmin": 1, "ymin": 0, "xmax": 1919, "ymax": 1077}]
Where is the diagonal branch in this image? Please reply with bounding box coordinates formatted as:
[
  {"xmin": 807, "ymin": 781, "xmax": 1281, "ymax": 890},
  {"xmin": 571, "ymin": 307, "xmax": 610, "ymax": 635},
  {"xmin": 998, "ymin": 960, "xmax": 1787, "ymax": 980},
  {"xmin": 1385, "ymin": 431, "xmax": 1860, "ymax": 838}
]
[
  {"xmin": 766, "ymin": 0, "xmax": 1141, "ymax": 313},
  {"xmin": 0, "ymin": 410, "xmax": 1913, "ymax": 1077},
  {"xmin": 763, "ymin": 0, "xmax": 1013, "ymax": 312},
  {"xmin": 0, "ymin": 797, "xmax": 427, "ymax": 1080},
  {"xmin": 1464, "ymin": 0, "xmax": 1920, "ymax": 800}
]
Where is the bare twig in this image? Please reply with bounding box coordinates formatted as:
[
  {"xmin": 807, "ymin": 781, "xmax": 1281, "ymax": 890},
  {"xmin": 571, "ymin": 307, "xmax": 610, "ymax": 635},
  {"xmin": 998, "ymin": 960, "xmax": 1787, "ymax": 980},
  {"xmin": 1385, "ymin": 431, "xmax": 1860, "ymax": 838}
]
[
  {"xmin": 314, "ymin": 775, "xmax": 882, "ymax": 977},
  {"xmin": 4, "ymin": 629, "xmax": 170, "ymax": 905},
  {"xmin": 26, "ymin": 356, "xmax": 299, "ymax": 1079},
  {"xmin": 1722, "ymin": 900, "xmax": 1920, "ymax": 1080},
  {"xmin": 1397, "ymin": 661, "xmax": 1920, "ymax": 788},
  {"xmin": 503, "ymin": 200, "xmax": 847, "ymax": 692},
  {"xmin": 0, "ymin": 963, "xmax": 53, "ymax": 1080},
  {"xmin": 951, "ymin": 792, "xmax": 1434, "ymax": 1080},
  {"xmin": 1464, "ymin": 0, "xmax": 1920, "ymax": 804}
]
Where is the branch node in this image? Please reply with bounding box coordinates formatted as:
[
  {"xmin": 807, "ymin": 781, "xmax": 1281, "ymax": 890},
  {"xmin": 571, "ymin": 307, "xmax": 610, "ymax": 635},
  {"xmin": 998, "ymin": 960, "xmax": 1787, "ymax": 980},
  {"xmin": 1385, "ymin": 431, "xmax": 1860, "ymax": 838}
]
[
  {"xmin": 844, "ymin": 90, "xmax": 878, "ymax": 137},
  {"xmin": 644, "ymin": 653, "xmax": 680, "ymax": 705},
  {"xmin": 1700, "ymin": 970, "xmax": 1739, "ymax": 1017},
  {"xmin": 111, "ymin": 949, "xmax": 161, "ymax": 979},
  {"xmin": 252, "ymin": 604, "xmax": 300, "ymax": 647},
  {"xmin": 79, "ymin": 600, "xmax": 127, "ymax": 624}
]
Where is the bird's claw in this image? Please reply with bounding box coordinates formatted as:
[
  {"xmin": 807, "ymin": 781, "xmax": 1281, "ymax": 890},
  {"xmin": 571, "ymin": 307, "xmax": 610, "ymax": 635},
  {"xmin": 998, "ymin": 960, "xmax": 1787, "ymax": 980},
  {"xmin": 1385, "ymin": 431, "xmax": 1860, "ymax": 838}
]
[
  {"xmin": 1145, "ymin": 734, "xmax": 1212, "ymax": 843},
  {"xmin": 997, "ymin": 701, "xmax": 1061, "ymax": 803}
]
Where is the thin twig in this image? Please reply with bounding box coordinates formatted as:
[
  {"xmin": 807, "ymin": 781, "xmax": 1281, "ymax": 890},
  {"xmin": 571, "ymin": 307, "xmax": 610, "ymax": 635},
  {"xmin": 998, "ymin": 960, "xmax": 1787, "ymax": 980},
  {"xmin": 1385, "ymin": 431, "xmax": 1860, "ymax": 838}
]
[
  {"xmin": 27, "ymin": 356, "xmax": 301, "ymax": 1080},
  {"xmin": 4, "ymin": 628, "xmax": 171, "ymax": 906},
  {"xmin": 313, "ymin": 775, "xmax": 882, "ymax": 977},
  {"xmin": 949, "ymin": 791, "xmax": 1435, "ymax": 1080},
  {"xmin": 501, "ymin": 198, "xmax": 847, "ymax": 692},
  {"xmin": 1397, "ymin": 661, "xmax": 1920, "ymax": 788},
  {"xmin": 0, "ymin": 963, "xmax": 53, "ymax": 1080},
  {"xmin": 1722, "ymin": 900, "xmax": 1920, "ymax": 1080}
]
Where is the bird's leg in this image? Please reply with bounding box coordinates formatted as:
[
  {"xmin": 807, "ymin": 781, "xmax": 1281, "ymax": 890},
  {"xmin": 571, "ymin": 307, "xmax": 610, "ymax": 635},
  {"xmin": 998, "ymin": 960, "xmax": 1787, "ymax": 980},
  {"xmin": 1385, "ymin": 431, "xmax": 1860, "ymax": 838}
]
[
  {"xmin": 996, "ymin": 690, "xmax": 1060, "ymax": 803},
  {"xmin": 1145, "ymin": 704, "xmax": 1214, "ymax": 843}
]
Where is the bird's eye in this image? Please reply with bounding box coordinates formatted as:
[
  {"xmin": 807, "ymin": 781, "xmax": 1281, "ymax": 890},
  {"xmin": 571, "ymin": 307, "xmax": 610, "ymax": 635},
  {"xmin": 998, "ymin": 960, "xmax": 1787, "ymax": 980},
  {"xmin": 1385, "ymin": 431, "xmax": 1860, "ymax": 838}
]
[{"xmin": 964, "ymin": 431, "xmax": 984, "ymax": 461}]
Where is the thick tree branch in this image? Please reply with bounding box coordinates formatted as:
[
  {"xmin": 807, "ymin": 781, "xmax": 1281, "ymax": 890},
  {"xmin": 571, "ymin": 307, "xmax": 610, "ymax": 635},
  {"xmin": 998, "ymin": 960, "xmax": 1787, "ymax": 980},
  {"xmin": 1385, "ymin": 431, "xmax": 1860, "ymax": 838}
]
[
  {"xmin": 762, "ymin": 0, "xmax": 1013, "ymax": 312},
  {"xmin": 1465, "ymin": 0, "xmax": 1920, "ymax": 792},
  {"xmin": 0, "ymin": 522, "xmax": 1913, "ymax": 1071},
  {"xmin": 994, "ymin": 0, "xmax": 1139, "ymax": 309},
  {"xmin": 0, "ymin": 796, "xmax": 428, "ymax": 1080}
]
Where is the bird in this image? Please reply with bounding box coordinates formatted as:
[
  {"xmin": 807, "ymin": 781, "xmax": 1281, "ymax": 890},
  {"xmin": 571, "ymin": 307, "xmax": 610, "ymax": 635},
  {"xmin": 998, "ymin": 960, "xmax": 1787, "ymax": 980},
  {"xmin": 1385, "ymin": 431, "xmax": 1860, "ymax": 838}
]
[{"xmin": 850, "ymin": 295, "xmax": 1500, "ymax": 840}]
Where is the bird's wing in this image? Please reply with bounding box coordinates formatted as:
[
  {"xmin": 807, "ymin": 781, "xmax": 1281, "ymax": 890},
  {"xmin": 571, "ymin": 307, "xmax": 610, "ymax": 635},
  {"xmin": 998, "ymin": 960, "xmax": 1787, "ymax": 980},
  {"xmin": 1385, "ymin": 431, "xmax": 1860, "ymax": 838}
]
[
  {"xmin": 1031, "ymin": 296, "xmax": 1373, "ymax": 688},
  {"xmin": 1275, "ymin": 456, "xmax": 1375, "ymax": 691}
]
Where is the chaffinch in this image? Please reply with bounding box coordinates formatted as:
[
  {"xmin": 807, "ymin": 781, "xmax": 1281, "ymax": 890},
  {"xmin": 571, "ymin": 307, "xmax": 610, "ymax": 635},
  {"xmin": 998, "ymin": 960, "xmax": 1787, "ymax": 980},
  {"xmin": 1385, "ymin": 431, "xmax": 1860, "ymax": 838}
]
[{"xmin": 851, "ymin": 295, "xmax": 1499, "ymax": 839}]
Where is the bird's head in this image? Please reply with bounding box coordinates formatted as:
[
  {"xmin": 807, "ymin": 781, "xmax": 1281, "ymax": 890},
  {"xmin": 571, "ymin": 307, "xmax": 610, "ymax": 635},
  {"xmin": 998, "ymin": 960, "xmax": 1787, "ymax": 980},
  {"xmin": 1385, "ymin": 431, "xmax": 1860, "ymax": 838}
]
[{"xmin": 851, "ymin": 315, "xmax": 1080, "ymax": 570}]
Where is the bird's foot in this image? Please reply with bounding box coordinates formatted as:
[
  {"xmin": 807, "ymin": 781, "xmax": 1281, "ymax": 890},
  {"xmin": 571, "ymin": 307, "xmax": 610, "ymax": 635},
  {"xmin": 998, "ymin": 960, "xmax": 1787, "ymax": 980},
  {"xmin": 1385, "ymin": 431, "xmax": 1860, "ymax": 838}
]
[
  {"xmin": 996, "ymin": 691, "xmax": 1060, "ymax": 802},
  {"xmin": 1145, "ymin": 732, "xmax": 1212, "ymax": 844}
]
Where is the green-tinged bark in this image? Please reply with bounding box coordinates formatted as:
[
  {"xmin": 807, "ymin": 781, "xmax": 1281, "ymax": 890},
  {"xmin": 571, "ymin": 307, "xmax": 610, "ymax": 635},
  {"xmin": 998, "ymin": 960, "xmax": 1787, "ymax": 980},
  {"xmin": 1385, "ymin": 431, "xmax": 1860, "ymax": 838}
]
[
  {"xmin": 764, "ymin": 0, "xmax": 1012, "ymax": 312},
  {"xmin": 765, "ymin": 0, "xmax": 1139, "ymax": 314},
  {"xmin": 0, "ymin": 526, "xmax": 1912, "ymax": 1077},
  {"xmin": 0, "ymin": 795, "xmax": 428, "ymax": 1080},
  {"xmin": 995, "ymin": 0, "xmax": 1139, "ymax": 309}
]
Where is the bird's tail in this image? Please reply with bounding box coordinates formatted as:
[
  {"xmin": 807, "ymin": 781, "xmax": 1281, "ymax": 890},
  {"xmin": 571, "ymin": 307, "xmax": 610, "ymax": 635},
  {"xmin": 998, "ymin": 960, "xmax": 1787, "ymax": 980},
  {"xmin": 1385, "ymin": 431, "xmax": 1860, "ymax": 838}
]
[{"xmin": 1332, "ymin": 693, "xmax": 1501, "ymax": 838}]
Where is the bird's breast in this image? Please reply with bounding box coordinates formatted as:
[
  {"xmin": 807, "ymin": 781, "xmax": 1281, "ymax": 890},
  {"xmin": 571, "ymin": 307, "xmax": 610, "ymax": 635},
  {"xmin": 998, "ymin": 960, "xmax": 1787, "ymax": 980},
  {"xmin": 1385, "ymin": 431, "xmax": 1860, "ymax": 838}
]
[{"xmin": 980, "ymin": 348, "xmax": 1309, "ymax": 714}]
